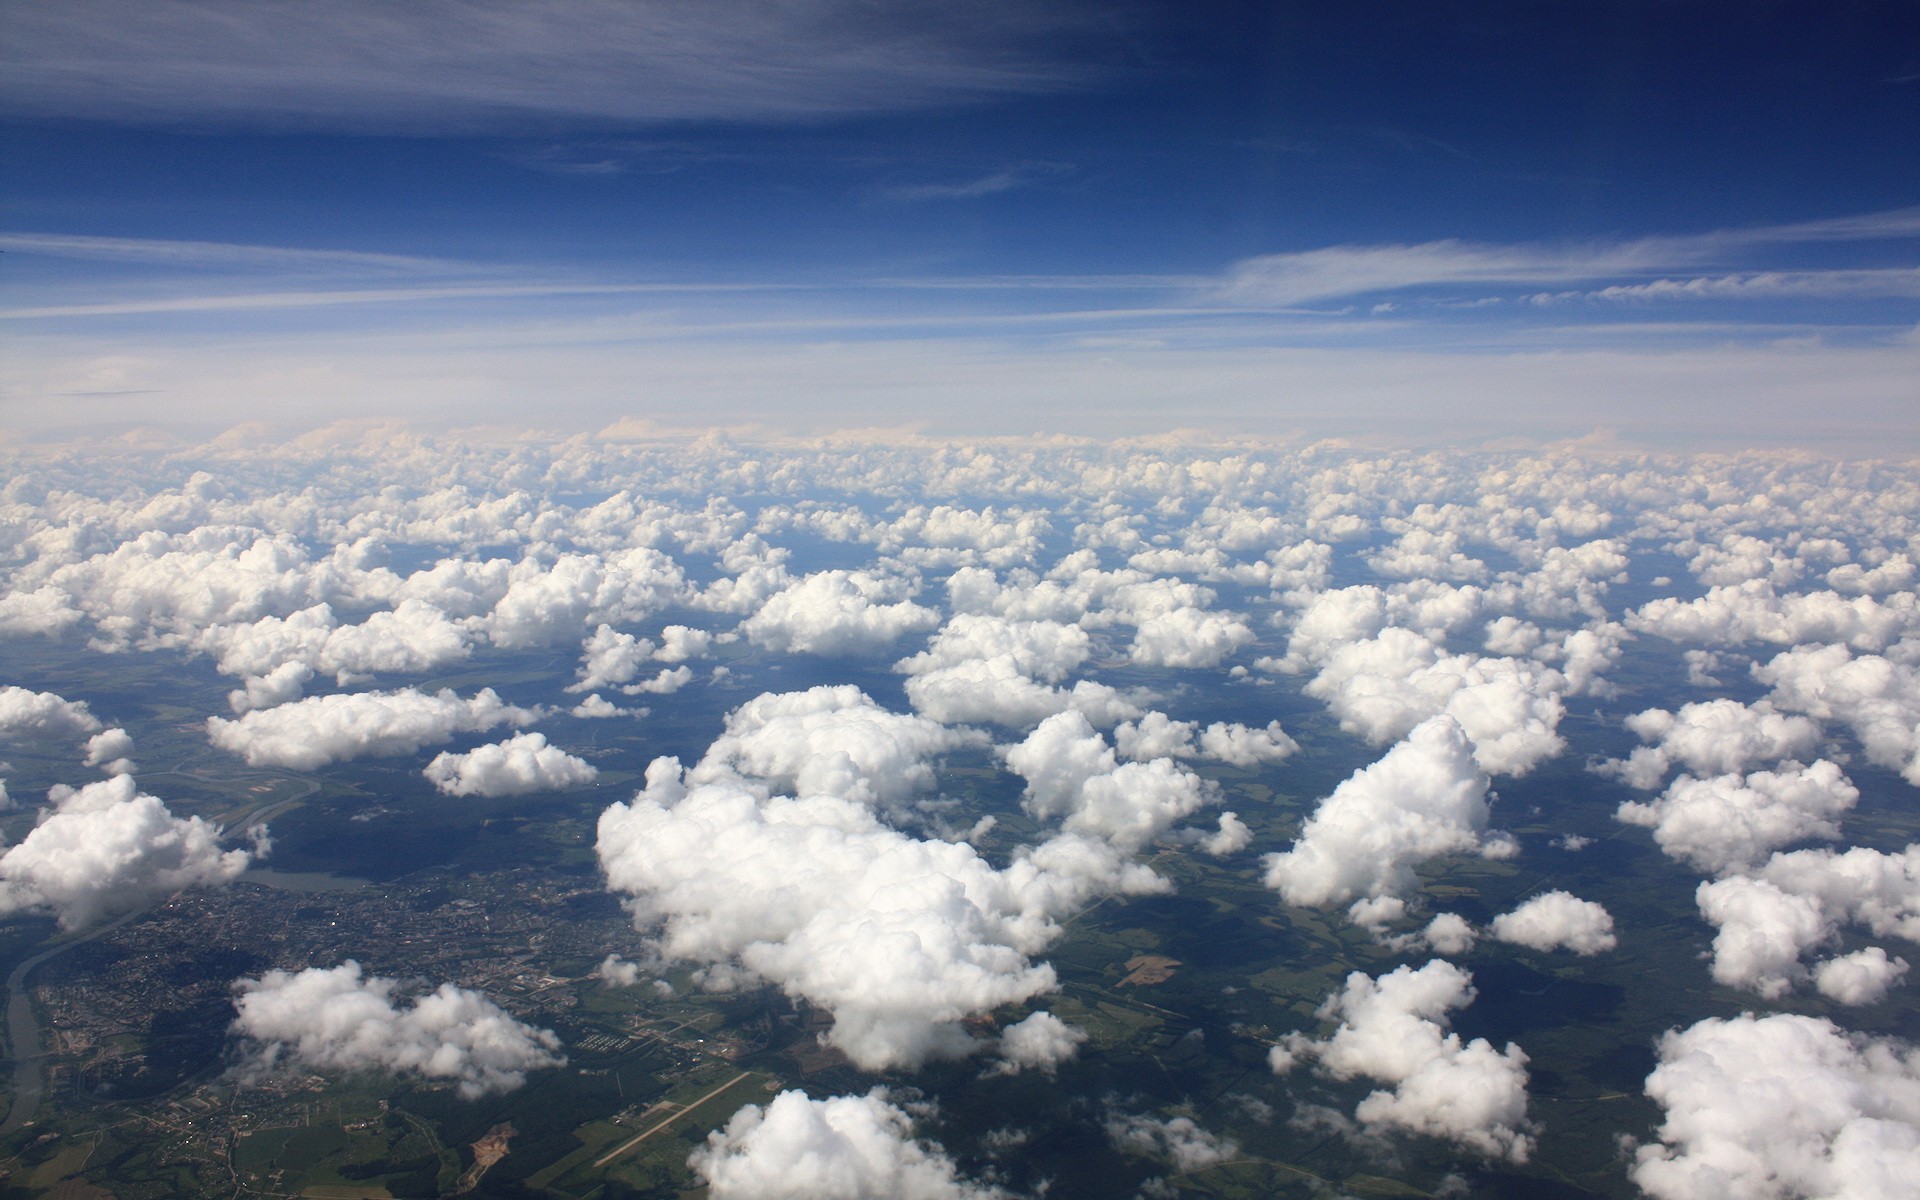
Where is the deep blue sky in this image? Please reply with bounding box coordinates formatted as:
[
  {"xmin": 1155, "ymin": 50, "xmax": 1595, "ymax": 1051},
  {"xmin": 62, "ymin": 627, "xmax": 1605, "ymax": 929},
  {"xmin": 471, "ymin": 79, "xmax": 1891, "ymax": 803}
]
[{"xmin": 2, "ymin": 1, "xmax": 1917, "ymax": 445}]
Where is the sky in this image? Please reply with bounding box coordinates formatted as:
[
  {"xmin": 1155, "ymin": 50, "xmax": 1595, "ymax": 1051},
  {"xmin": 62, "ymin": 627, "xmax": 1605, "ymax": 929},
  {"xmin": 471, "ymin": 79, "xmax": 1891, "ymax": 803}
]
[{"xmin": 2, "ymin": 0, "xmax": 1918, "ymax": 448}]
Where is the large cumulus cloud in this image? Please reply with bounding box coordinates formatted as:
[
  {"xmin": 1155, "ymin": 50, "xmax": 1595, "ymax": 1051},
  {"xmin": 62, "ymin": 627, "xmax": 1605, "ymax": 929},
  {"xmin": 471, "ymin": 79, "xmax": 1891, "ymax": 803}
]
[
  {"xmin": 741, "ymin": 570, "xmax": 940, "ymax": 656},
  {"xmin": 0, "ymin": 685, "xmax": 102, "ymax": 741},
  {"xmin": 596, "ymin": 757, "xmax": 1163, "ymax": 1070},
  {"xmin": 1000, "ymin": 711, "xmax": 1217, "ymax": 853},
  {"xmin": 0, "ymin": 775, "xmax": 252, "ymax": 928},
  {"xmin": 687, "ymin": 686, "xmax": 984, "ymax": 816},
  {"xmin": 1263, "ymin": 716, "xmax": 1512, "ymax": 926},
  {"xmin": 1271, "ymin": 960, "xmax": 1534, "ymax": 1161},
  {"xmin": 1695, "ymin": 843, "xmax": 1920, "ymax": 1002},
  {"xmin": 1617, "ymin": 760, "xmax": 1858, "ymax": 876},
  {"xmin": 1601, "ymin": 698, "xmax": 1823, "ymax": 791},
  {"xmin": 1633, "ymin": 1013, "xmax": 1920, "ymax": 1200},
  {"xmin": 207, "ymin": 686, "xmax": 537, "ymax": 769}
]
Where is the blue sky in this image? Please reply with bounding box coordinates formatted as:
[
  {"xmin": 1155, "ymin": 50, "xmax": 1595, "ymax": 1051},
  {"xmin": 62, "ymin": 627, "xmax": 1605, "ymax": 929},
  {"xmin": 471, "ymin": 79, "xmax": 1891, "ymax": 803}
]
[{"xmin": 3, "ymin": 0, "xmax": 1918, "ymax": 446}]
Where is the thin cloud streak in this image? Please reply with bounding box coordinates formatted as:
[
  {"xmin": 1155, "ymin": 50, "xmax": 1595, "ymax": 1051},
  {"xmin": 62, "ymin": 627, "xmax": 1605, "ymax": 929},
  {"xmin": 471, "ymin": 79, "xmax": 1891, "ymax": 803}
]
[
  {"xmin": 0, "ymin": 232, "xmax": 465, "ymax": 274},
  {"xmin": 0, "ymin": 0, "xmax": 1112, "ymax": 132},
  {"xmin": 879, "ymin": 161, "xmax": 1075, "ymax": 202},
  {"xmin": 1208, "ymin": 206, "xmax": 1920, "ymax": 307},
  {"xmin": 0, "ymin": 282, "xmax": 816, "ymax": 321}
]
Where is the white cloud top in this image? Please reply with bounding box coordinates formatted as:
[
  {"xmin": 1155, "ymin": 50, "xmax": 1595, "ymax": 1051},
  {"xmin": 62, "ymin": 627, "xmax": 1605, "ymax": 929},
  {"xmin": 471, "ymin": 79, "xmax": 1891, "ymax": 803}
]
[
  {"xmin": 207, "ymin": 686, "xmax": 537, "ymax": 768},
  {"xmin": 1488, "ymin": 891, "xmax": 1618, "ymax": 956},
  {"xmin": 231, "ymin": 961, "xmax": 564, "ymax": 1098},
  {"xmin": 0, "ymin": 775, "xmax": 252, "ymax": 928},
  {"xmin": 1271, "ymin": 960, "xmax": 1534, "ymax": 1161},
  {"xmin": 690, "ymin": 1088, "xmax": 1005, "ymax": 1200},
  {"xmin": 423, "ymin": 731, "xmax": 598, "ymax": 797},
  {"xmin": 596, "ymin": 756, "xmax": 1163, "ymax": 1070},
  {"xmin": 1633, "ymin": 1013, "xmax": 1920, "ymax": 1200},
  {"xmin": 1264, "ymin": 717, "xmax": 1508, "ymax": 921},
  {"xmin": 742, "ymin": 570, "xmax": 940, "ymax": 656}
]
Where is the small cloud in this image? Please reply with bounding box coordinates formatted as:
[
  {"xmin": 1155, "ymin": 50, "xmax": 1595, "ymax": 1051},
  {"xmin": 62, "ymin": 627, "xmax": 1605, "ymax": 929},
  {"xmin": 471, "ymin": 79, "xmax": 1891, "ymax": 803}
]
[{"xmin": 880, "ymin": 161, "xmax": 1073, "ymax": 202}]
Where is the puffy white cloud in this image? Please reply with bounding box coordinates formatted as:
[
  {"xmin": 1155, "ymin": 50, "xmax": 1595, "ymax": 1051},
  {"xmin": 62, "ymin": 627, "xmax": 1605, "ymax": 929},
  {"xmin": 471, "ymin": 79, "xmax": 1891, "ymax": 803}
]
[
  {"xmin": 567, "ymin": 622, "xmax": 716, "ymax": 692},
  {"xmin": 1366, "ymin": 528, "xmax": 1488, "ymax": 583},
  {"xmin": 1602, "ymin": 699, "xmax": 1823, "ymax": 791},
  {"xmin": 477, "ymin": 549, "xmax": 687, "ymax": 648},
  {"xmin": 1113, "ymin": 711, "xmax": 1196, "ymax": 761},
  {"xmin": 904, "ymin": 664, "xmax": 1139, "ymax": 731},
  {"xmin": 1828, "ymin": 553, "xmax": 1916, "ymax": 596},
  {"xmin": 904, "ymin": 619, "xmax": 1091, "ymax": 684},
  {"xmin": 596, "ymin": 954, "xmax": 644, "ymax": 987},
  {"xmin": 627, "ymin": 665, "xmax": 694, "ymax": 694},
  {"xmin": 1000, "ymin": 711, "xmax": 1216, "ymax": 852},
  {"xmin": 895, "ymin": 614, "xmax": 1119, "ymax": 729},
  {"xmin": 1127, "ymin": 606, "xmax": 1255, "ymax": 669},
  {"xmin": 991, "ymin": 1010, "xmax": 1085, "ymax": 1076},
  {"xmin": 596, "ymin": 758, "xmax": 1164, "ymax": 1070},
  {"xmin": 1755, "ymin": 643, "xmax": 1920, "ymax": 786},
  {"xmin": 423, "ymin": 731, "xmax": 598, "ymax": 797},
  {"xmin": 654, "ymin": 623, "xmax": 716, "ymax": 662},
  {"xmin": 690, "ymin": 1088, "xmax": 1004, "ymax": 1200},
  {"xmin": 689, "ymin": 686, "xmax": 982, "ymax": 813},
  {"xmin": 1301, "ymin": 628, "xmax": 1567, "ymax": 775},
  {"xmin": 1112, "ymin": 712, "xmax": 1298, "ymax": 768},
  {"xmin": 0, "ymin": 585, "xmax": 83, "ymax": 637},
  {"xmin": 1264, "ymin": 717, "xmax": 1507, "ymax": 918},
  {"xmin": 1695, "ymin": 876, "xmax": 1837, "ymax": 998},
  {"xmin": 1488, "ymin": 891, "xmax": 1617, "ymax": 955},
  {"xmin": 1422, "ymin": 912, "xmax": 1478, "ymax": 955},
  {"xmin": 1271, "ymin": 960, "xmax": 1533, "ymax": 1162},
  {"xmin": 1814, "ymin": 947, "xmax": 1910, "ymax": 1006},
  {"xmin": 1760, "ymin": 842, "xmax": 1920, "ymax": 944},
  {"xmin": 1195, "ymin": 719, "xmax": 1299, "ymax": 766},
  {"xmin": 229, "ymin": 660, "xmax": 313, "ymax": 713},
  {"xmin": 0, "ymin": 775, "xmax": 251, "ymax": 928},
  {"xmin": 230, "ymin": 961, "xmax": 564, "ymax": 1099},
  {"xmin": 568, "ymin": 623, "xmax": 657, "ymax": 693},
  {"xmin": 1633, "ymin": 1013, "xmax": 1920, "ymax": 1200},
  {"xmin": 1617, "ymin": 761, "xmax": 1857, "ymax": 876},
  {"xmin": 569, "ymin": 693, "xmax": 645, "ymax": 718},
  {"xmin": 1194, "ymin": 811, "xmax": 1252, "ymax": 856},
  {"xmin": 207, "ymin": 687, "xmax": 537, "ymax": 769},
  {"xmin": 1629, "ymin": 581, "xmax": 1919, "ymax": 653},
  {"xmin": 1106, "ymin": 1112, "xmax": 1240, "ymax": 1173},
  {"xmin": 83, "ymin": 726, "xmax": 135, "ymax": 775},
  {"xmin": 0, "ymin": 686, "xmax": 102, "ymax": 741},
  {"xmin": 742, "ymin": 570, "xmax": 940, "ymax": 656}
]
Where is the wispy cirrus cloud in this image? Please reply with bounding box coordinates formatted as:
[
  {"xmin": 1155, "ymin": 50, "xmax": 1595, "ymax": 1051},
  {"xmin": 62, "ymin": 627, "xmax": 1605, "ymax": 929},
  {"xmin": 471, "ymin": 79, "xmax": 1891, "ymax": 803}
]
[
  {"xmin": 0, "ymin": 0, "xmax": 1115, "ymax": 133},
  {"xmin": 0, "ymin": 232, "xmax": 463, "ymax": 275},
  {"xmin": 1207, "ymin": 207, "xmax": 1920, "ymax": 308},
  {"xmin": 879, "ymin": 161, "xmax": 1075, "ymax": 202}
]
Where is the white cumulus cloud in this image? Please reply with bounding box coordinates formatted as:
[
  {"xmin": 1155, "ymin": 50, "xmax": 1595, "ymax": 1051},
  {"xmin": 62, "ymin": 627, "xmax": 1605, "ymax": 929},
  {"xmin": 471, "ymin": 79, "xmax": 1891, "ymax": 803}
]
[
  {"xmin": 231, "ymin": 961, "xmax": 564, "ymax": 1098},
  {"xmin": 1271, "ymin": 960, "xmax": 1534, "ymax": 1162},
  {"xmin": 423, "ymin": 731, "xmax": 597, "ymax": 797},
  {"xmin": 1488, "ymin": 891, "xmax": 1617, "ymax": 955},
  {"xmin": 1263, "ymin": 717, "xmax": 1508, "ymax": 922},
  {"xmin": 690, "ymin": 1088, "xmax": 1005, "ymax": 1200},
  {"xmin": 207, "ymin": 686, "xmax": 537, "ymax": 769},
  {"xmin": 741, "ymin": 569, "xmax": 940, "ymax": 656},
  {"xmin": 0, "ymin": 775, "xmax": 252, "ymax": 928},
  {"xmin": 1633, "ymin": 1013, "xmax": 1920, "ymax": 1200}
]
